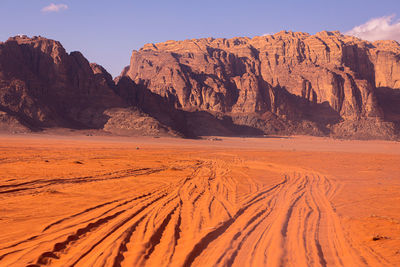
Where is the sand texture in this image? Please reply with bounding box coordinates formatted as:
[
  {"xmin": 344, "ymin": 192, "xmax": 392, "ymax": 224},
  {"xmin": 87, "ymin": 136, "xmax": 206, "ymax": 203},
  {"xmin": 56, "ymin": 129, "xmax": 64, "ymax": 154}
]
[{"xmin": 0, "ymin": 135, "xmax": 399, "ymax": 266}]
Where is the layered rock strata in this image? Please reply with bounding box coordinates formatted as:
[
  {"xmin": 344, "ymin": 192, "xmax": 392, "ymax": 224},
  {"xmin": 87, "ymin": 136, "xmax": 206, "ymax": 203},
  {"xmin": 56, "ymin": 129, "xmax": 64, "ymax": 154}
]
[{"xmin": 121, "ymin": 31, "xmax": 400, "ymax": 139}]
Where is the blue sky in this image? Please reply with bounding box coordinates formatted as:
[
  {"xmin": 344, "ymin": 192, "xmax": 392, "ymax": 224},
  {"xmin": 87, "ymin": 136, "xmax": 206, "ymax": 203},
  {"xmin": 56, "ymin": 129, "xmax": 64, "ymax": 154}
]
[{"xmin": 1, "ymin": 1, "xmax": 400, "ymax": 77}]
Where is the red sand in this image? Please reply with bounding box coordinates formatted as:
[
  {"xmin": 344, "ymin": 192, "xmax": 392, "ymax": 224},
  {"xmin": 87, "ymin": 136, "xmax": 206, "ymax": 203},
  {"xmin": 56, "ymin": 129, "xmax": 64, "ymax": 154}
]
[{"xmin": 0, "ymin": 134, "xmax": 399, "ymax": 266}]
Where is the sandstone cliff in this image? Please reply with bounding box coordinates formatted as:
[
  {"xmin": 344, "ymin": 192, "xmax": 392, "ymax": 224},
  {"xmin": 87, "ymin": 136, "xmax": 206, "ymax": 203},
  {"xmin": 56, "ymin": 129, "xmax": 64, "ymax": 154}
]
[
  {"xmin": 0, "ymin": 36, "xmax": 178, "ymax": 136},
  {"xmin": 121, "ymin": 31, "xmax": 400, "ymax": 139},
  {"xmin": 0, "ymin": 36, "xmax": 120, "ymax": 128},
  {"xmin": 1, "ymin": 33, "xmax": 399, "ymax": 139}
]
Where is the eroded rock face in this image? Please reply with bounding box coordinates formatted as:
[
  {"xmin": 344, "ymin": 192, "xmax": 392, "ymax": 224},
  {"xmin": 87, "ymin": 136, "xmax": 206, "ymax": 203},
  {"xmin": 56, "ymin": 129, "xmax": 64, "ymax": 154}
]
[
  {"xmin": 1, "ymin": 34, "xmax": 399, "ymax": 139},
  {"xmin": 370, "ymin": 40, "xmax": 400, "ymax": 89},
  {"xmin": 121, "ymin": 31, "xmax": 400, "ymax": 138},
  {"xmin": 0, "ymin": 35, "xmax": 127, "ymax": 130},
  {"xmin": 0, "ymin": 111, "xmax": 30, "ymax": 133}
]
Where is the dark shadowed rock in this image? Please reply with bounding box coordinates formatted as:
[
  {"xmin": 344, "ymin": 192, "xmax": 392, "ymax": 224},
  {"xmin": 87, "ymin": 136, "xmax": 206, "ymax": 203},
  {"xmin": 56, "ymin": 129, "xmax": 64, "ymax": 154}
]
[
  {"xmin": 0, "ymin": 36, "xmax": 178, "ymax": 136},
  {"xmin": 0, "ymin": 35, "xmax": 123, "ymax": 129}
]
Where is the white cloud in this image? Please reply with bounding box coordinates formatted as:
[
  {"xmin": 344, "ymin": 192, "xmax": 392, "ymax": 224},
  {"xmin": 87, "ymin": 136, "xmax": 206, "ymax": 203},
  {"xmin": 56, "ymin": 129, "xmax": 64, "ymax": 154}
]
[
  {"xmin": 262, "ymin": 32, "xmax": 274, "ymax": 36},
  {"xmin": 42, "ymin": 3, "xmax": 68, "ymax": 13},
  {"xmin": 346, "ymin": 15, "xmax": 400, "ymax": 42}
]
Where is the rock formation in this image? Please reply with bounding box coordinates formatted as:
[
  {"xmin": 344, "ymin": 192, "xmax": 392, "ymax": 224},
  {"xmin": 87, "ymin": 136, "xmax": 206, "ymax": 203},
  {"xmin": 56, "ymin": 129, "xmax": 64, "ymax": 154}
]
[
  {"xmin": 0, "ymin": 35, "xmax": 177, "ymax": 136},
  {"xmin": 1, "ymin": 33, "xmax": 399, "ymax": 139},
  {"xmin": 121, "ymin": 31, "xmax": 400, "ymax": 139},
  {"xmin": 0, "ymin": 36, "xmax": 117, "ymax": 128}
]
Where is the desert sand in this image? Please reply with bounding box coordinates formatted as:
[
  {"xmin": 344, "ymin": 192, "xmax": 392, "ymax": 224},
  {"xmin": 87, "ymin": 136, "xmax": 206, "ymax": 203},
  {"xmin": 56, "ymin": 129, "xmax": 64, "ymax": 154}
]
[{"xmin": 0, "ymin": 134, "xmax": 399, "ymax": 266}]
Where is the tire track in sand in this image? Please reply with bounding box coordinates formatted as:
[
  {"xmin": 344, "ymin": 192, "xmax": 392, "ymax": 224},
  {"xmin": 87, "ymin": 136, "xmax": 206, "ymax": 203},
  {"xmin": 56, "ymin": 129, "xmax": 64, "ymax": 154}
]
[{"xmin": 0, "ymin": 161, "xmax": 393, "ymax": 266}]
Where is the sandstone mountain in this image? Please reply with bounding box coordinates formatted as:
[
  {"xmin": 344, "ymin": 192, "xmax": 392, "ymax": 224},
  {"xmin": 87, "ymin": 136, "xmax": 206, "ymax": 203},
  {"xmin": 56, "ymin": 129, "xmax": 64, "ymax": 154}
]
[
  {"xmin": 1, "ymin": 33, "xmax": 399, "ymax": 139},
  {"xmin": 120, "ymin": 31, "xmax": 400, "ymax": 139},
  {"xmin": 0, "ymin": 35, "xmax": 178, "ymax": 136}
]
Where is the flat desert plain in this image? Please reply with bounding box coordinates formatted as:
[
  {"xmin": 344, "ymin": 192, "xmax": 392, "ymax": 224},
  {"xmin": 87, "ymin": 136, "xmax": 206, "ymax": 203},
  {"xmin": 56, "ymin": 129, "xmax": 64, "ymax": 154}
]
[{"xmin": 0, "ymin": 134, "xmax": 399, "ymax": 267}]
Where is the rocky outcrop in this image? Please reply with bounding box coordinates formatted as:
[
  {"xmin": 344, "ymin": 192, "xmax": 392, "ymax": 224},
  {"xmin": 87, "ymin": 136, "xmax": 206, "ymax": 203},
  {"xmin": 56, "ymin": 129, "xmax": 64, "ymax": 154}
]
[
  {"xmin": 0, "ymin": 111, "xmax": 30, "ymax": 133},
  {"xmin": 1, "ymin": 33, "xmax": 399, "ymax": 139},
  {"xmin": 0, "ymin": 35, "xmax": 122, "ymax": 129},
  {"xmin": 114, "ymin": 76, "xmax": 263, "ymax": 137},
  {"xmin": 370, "ymin": 40, "xmax": 400, "ymax": 89},
  {"xmin": 121, "ymin": 31, "xmax": 400, "ymax": 139},
  {"xmin": 102, "ymin": 107, "xmax": 183, "ymax": 137},
  {"xmin": 0, "ymin": 35, "xmax": 179, "ymax": 136}
]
